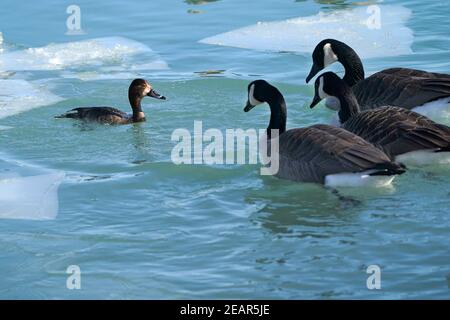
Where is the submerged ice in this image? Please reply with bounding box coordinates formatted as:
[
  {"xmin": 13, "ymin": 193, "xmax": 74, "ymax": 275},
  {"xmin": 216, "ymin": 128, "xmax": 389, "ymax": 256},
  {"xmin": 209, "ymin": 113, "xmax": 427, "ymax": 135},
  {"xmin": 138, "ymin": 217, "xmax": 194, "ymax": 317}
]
[
  {"xmin": 0, "ymin": 172, "xmax": 65, "ymax": 220},
  {"xmin": 200, "ymin": 5, "xmax": 413, "ymax": 59},
  {"xmin": 0, "ymin": 79, "xmax": 63, "ymax": 119}
]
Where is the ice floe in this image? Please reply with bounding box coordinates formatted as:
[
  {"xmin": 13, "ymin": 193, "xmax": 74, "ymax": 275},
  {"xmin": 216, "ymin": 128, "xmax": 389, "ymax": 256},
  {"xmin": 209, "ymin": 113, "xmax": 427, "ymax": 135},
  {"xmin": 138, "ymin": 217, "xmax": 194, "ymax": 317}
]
[
  {"xmin": 200, "ymin": 5, "xmax": 413, "ymax": 59},
  {"xmin": 0, "ymin": 172, "xmax": 65, "ymax": 220},
  {"xmin": 0, "ymin": 79, "xmax": 64, "ymax": 119},
  {"xmin": 0, "ymin": 36, "xmax": 168, "ymax": 71},
  {"xmin": 412, "ymin": 97, "xmax": 450, "ymax": 124}
]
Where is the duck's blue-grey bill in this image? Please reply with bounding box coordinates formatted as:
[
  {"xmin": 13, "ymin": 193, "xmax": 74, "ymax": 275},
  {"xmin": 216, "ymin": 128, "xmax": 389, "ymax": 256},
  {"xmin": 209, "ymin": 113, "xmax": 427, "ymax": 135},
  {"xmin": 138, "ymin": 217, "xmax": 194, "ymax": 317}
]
[{"xmin": 148, "ymin": 89, "xmax": 166, "ymax": 100}]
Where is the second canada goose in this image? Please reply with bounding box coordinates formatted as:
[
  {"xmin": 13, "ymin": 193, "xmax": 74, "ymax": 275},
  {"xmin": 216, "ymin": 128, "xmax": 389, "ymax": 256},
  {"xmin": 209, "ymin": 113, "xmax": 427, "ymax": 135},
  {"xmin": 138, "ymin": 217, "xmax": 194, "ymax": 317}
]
[
  {"xmin": 310, "ymin": 72, "xmax": 450, "ymax": 165},
  {"xmin": 56, "ymin": 79, "xmax": 166, "ymax": 124},
  {"xmin": 244, "ymin": 80, "xmax": 405, "ymax": 186},
  {"xmin": 306, "ymin": 39, "xmax": 450, "ymax": 114}
]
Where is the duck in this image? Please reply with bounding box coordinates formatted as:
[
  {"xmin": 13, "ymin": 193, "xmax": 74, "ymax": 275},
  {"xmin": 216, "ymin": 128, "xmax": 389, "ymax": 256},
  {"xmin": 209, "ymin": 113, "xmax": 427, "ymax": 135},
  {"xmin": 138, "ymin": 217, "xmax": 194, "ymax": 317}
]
[
  {"xmin": 55, "ymin": 79, "xmax": 166, "ymax": 124},
  {"xmin": 305, "ymin": 39, "xmax": 450, "ymax": 116},
  {"xmin": 310, "ymin": 72, "xmax": 450, "ymax": 165},
  {"xmin": 244, "ymin": 80, "xmax": 406, "ymax": 186}
]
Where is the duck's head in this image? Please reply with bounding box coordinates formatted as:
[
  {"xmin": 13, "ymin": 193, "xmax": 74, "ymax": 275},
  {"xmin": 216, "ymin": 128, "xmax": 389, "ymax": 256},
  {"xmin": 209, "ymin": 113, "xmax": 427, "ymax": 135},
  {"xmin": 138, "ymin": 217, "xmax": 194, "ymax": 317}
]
[
  {"xmin": 129, "ymin": 78, "xmax": 166, "ymax": 102},
  {"xmin": 306, "ymin": 39, "xmax": 346, "ymax": 83},
  {"xmin": 244, "ymin": 80, "xmax": 279, "ymax": 112},
  {"xmin": 310, "ymin": 72, "xmax": 349, "ymax": 110}
]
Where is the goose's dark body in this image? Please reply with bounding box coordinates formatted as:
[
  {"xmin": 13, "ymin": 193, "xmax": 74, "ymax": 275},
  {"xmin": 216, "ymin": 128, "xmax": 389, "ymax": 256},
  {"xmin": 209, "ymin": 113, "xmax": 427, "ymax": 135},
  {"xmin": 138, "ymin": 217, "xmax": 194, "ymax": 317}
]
[
  {"xmin": 311, "ymin": 72, "xmax": 450, "ymax": 160},
  {"xmin": 306, "ymin": 39, "xmax": 450, "ymax": 110},
  {"xmin": 55, "ymin": 79, "xmax": 166, "ymax": 125},
  {"xmin": 245, "ymin": 80, "xmax": 405, "ymax": 184},
  {"xmin": 342, "ymin": 107, "xmax": 450, "ymax": 159},
  {"xmin": 353, "ymin": 68, "xmax": 450, "ymax": 110},
  {"xmin": 276, "ymin": 124, "xmax": 405, "ymax": 184}
]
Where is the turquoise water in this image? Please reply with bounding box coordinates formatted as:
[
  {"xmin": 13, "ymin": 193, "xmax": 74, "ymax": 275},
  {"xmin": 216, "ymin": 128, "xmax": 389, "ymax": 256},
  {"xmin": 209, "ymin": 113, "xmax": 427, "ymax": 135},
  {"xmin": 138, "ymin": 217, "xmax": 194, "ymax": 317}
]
[{"xmin": 0, "ymin": 0, "xmax": 449, "ymax": 299}]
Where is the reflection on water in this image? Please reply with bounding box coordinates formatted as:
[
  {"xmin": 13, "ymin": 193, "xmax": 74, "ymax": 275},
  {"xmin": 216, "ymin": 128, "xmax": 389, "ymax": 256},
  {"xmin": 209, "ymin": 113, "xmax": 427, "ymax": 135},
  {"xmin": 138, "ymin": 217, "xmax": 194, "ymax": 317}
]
[
  {"xmin": 246, "ymin": 176, "xmax": 398, "ymax": 237},
  {"xmin": 129, "ymin": 124, "xmax": 152, "ymax": 165},
  {"xmin": 295, "ymin": 0, "xmax": 381, "ymax": 10},
  {"xmin": 185, "ymin": 0, "xmax": 220, "ymax": 5},
  {"xmin": 245, "ymin": 178, "xmax": 357, "ymax": 236},
  {"xmin": 194, "ymin": 69, "xmax": 226, "ymax": 77}
]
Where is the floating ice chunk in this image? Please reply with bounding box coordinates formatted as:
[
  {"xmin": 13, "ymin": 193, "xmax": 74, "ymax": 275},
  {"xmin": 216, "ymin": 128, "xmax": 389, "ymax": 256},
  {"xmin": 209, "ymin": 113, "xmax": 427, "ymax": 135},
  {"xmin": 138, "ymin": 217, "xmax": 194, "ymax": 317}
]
[
  {"xmin": 0, "ymin": 79, "xmax": 64, "ymax": 119},
  {"xmin": 200, "ymin": 5, "xmax": 413, "ymax": 59},
  {"xmin": 0, "ymin": 32, "xmax": 3, "ymax": 53},
  {"xmin": 412, "ymin": 97, "xmax": 450, "ymax": 124},
  {"xmin": 0, "ymin": 172, "xmax": 65, "ymax": 220},
  {"xmin": 0, "ymin": 37, "xmax": 168, "ymax": 71}
]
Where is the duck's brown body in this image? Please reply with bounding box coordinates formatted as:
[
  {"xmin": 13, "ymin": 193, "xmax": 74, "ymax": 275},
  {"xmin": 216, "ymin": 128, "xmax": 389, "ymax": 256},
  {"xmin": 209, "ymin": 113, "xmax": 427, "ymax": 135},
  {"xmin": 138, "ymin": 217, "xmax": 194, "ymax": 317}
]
[
  {"xmin": 55, "ymin": 79, "xmax": 165, "ymax": 125},
  {"xmin": 56, "ymin": 107, "xmax": 145, "ymax": 125}
]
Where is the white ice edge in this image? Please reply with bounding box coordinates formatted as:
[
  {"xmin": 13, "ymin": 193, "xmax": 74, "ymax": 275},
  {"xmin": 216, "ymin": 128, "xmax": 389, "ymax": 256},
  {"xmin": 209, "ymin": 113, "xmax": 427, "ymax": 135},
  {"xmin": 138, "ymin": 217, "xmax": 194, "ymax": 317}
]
[
  {"xmin": 0, "ymin": 36, "xmax": 169, "ymax": 72},
  {"xmin": 199, "ymin": 5, "xmax": 413, "ymax": 59}
]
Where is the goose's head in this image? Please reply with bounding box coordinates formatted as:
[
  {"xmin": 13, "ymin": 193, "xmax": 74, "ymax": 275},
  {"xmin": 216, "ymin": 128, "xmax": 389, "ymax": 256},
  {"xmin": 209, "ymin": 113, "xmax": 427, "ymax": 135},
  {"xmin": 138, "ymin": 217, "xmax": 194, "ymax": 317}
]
[
  {"xmin": 128, "ymin": 79, "xmax": 166, "ymax": 102},
  {"xmin": 244, "ymin": 80, "xmax": 277, "ymax": 112},
  {"xmin": 306, "ymin": 39, "xmax": 346, "ymax": 83},
  {"xmin": 310, "ymin": 72, "xmax": 349, "ymax": 110}
]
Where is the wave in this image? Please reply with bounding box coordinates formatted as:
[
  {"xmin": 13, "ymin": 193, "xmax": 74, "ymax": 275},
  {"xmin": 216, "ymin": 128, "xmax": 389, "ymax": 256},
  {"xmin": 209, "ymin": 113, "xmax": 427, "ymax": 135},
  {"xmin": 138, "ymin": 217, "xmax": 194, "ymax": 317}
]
[{"xmin": 199, "ymin": 5, "xmax": 413, "ymax": 59}]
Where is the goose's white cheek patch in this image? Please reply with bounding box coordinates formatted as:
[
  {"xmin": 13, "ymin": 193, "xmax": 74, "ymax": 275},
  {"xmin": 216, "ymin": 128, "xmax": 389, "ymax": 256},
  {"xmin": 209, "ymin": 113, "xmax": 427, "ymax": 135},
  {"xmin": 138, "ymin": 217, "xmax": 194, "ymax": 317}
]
[
  {"xmin": 249, "ymin": 84, "xmax": 263, "ymax": 106},
  {"xmin": 318, "ymin": 77, "xmax": 328, "ymax": 100},
  {"xmin": 323, "ymin": 43, "xmax": 338, "ymax": 67}
]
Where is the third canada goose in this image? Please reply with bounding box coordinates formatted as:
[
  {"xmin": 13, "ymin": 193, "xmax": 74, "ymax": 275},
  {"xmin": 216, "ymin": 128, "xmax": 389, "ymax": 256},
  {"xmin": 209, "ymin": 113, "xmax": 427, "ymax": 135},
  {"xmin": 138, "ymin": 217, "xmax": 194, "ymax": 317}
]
[
  {"xmin": 310, "ymin": 72, "xmax": 450, "ymax": 165},
  {"xmin": 306, "ymin": 39, "xmax": 450, "ymax": 116},
  {"xmin": 245, "ymin": 80, "xmax": 405, "ymax": 186},
  {"xmin": 56, "ymin": 79, "xmax": 166, "ymax": 124}
]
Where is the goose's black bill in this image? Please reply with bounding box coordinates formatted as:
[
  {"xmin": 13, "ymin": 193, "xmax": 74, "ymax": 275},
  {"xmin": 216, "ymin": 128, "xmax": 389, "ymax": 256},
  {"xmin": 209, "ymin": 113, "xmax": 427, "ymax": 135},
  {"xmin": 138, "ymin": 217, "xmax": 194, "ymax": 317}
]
[
  {"xmin": 148, "ymin": 89, "xmax": 166, "ymax": 100},
  {"xmin": 310, "ymin": 93, "xmax": 322, "ymax": 109},
  {"xmin": 306, "ymin": 63, "xmax": 322, "ymax": 84},
  {"xmin": 244, "ymin": 100, "xmax": 255, "ymax": 112}
]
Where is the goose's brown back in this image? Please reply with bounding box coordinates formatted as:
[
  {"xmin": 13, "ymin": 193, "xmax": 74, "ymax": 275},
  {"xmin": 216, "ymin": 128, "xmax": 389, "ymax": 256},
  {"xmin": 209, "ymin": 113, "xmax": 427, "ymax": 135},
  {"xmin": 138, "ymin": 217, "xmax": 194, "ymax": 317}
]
[
  {"xmin": 353, "ymin": 68, "xmax": 450, "ymax": 110},
  {"xmin": 275, "ymin": 124, "xmax": 403, "ymax": 183},
  {"xmin": 342, "ymin": 106, "xmax": 450, "ymax": 158}
]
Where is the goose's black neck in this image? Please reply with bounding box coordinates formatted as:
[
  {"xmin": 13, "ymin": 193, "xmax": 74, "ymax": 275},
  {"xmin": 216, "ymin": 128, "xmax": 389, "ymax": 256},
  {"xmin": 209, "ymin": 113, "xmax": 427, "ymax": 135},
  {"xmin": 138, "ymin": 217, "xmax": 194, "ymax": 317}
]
[
  {"xmin": 266, "ymin": 89, "xmax": 287, "ymax": 138},
  {"xmin": 335, "ymin": 44, "xmax": 365, "ymax": 87},
  {"xmin": 129, "ymin": 94, "xmax": 145, "ymax": 122},
  {"xmin": 336, "ymin": 86, "xmax": 361, "ymax": 124}
]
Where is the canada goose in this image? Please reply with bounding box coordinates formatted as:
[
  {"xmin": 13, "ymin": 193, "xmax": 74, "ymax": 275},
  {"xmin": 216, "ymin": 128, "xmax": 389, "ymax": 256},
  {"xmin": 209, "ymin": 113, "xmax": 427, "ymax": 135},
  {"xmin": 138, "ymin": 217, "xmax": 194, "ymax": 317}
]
[
  {"xmin": 306, "ymin": 39, "xmax": 450, "ymax": 114},
  {"xmin": 310, "ymin": 72, "xmax": 450, "ymax": 165},
  {"xmin": 244, "ymin": 80, "xmax": 405, "ymax": 186},
  {"xmin": 56, "ymin": 79, "xmax": 166, "ymax": 124}
]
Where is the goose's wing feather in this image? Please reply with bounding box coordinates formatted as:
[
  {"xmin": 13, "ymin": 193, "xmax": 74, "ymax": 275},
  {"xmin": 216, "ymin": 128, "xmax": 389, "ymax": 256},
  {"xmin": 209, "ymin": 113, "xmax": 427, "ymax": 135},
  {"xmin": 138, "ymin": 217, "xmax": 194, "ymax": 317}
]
[
  {"xmin": 276, "ymin": 124, "xmax": 395, "ymax": 183},
  {"xmin": 353, "ymin": 68, "xmax": 450, "ymax": 110},
  {"xmin": 343, "ymin": 107, "xmax": 450, "ymax": 158},
  {"xmin": 380, "ymin": 68, "xmax": 450, "ymax": 80},
  {"xmin": 57, "ymin": 107, "xmax": 130, "ymax": 123}
]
